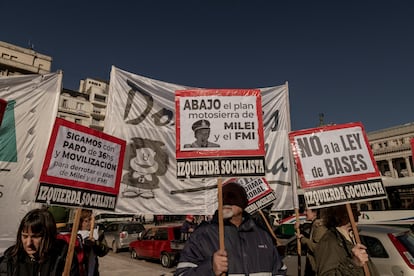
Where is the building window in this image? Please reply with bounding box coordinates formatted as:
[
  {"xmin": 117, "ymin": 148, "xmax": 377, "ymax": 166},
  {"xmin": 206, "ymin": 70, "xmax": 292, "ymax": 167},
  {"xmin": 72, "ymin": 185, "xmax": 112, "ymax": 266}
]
[
  {"xmin": 76, "ymin": 102, "xmax": 83, "ymax": 110},
  {"xmin": 62, "ymin": 99, "xmax": 68, "ymax": 108},
  {"xmin": 94, "ymin": 94, "xmax": 106, "ymax": 103}
]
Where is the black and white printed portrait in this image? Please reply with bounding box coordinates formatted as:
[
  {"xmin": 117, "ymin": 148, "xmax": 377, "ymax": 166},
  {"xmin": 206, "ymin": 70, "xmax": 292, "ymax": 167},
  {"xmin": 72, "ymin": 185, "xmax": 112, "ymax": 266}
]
[{"xmin": 183, "ymin": 119, "xmax": 220, "ymax": 148}]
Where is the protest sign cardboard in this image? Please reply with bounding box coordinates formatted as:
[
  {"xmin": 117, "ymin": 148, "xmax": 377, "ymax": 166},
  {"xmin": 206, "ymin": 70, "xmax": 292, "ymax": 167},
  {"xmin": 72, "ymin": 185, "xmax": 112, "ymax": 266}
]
[
  {"xmin": 36, "ymin": 118, "xmax": 126, "ymax": 211},
  {"xmin": 175, "ymin": 89, "xmax": 265, "ymax": 178},
  {"xmin": 225, "ymin": 177, "xmax": 276, "ymax": 214},
  {"xmin": 411, "ymin": 138, "xmax": 414, "ymax": 164},
  {"xmin": 0, "ymin": 98, "xmax": 6, "ymax": 127},
  {"xmin": 289, "ymin": 122, "xmax": 386, "ymax": 208}
]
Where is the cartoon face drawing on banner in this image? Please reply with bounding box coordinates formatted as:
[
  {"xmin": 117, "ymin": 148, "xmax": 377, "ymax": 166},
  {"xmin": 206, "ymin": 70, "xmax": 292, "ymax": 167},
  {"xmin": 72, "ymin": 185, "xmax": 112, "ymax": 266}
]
[{"xmin": 122, "ymin": 137, "xmax": 169, "ymax": 199}]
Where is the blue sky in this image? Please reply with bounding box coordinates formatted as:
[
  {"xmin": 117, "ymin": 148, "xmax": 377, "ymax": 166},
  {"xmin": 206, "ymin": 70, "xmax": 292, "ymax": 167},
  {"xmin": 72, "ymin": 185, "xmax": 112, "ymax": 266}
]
[{"xmin": 3, "ymin": 1, "xmax": 414, "ymax": 131}]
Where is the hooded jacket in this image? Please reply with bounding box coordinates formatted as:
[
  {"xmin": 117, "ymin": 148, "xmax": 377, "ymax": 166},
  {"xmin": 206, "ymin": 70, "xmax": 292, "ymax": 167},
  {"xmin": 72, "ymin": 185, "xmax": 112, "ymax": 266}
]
[{"xmin": 175, "ymin": 210, "xmax": 286, "ymax": 276}]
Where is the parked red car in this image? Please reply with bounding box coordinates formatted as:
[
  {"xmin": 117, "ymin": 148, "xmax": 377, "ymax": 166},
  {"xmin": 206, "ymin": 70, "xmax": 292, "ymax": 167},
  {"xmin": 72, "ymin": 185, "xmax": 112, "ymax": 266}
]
[{"xmin": 129, "ymin": 224, "xmax": 185, "ymax": 268}]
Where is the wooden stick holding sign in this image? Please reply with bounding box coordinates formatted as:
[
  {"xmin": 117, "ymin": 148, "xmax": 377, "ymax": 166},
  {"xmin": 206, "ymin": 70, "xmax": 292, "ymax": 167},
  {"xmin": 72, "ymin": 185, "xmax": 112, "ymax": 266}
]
[
  {"xmin": 258, "ymin": 210, "xmax": 281, "ymax": 246},
  {"xmin": 89, "ymin": 211, "xmax": 95, "ymax": 240},
  {"xmin": 63, "ymin": 208, "xmax": 82, "ymax": 276},
  {"xmin": 346, "ymin": 203, "xmax": 370, "ymax": 276},
  {"xmin": 217, "ymin": 178, "xmax": 226, "ymax": 276},
  {"xmin": 295, "ymin": 208, "xmax": 302, "ymax": 276}
]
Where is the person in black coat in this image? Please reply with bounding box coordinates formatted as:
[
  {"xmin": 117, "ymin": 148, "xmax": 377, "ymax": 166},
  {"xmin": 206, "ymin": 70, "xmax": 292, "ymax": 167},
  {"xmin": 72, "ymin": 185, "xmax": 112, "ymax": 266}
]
[
  {"xmin": 0, "ymin": 208, "xmax": 79, "ymax": 276},
  {"xmin": 77, "ymin": 209, "xmax": 108, "ymax": 276}
]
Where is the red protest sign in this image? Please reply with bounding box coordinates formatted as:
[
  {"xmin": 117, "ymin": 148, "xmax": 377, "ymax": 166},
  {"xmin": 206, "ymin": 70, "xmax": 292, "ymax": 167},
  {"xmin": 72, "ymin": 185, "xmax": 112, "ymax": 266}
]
[
  {"xmin": 36, "ymin": 118, "xmax": 126, "ymax": 211},
  {"xmin": 175, "ymin": 89, "xmax": 265, "ymax": 179},
  {"xmin": 289, "ymin": 122, "xmax": 386, "ymax": 208}
]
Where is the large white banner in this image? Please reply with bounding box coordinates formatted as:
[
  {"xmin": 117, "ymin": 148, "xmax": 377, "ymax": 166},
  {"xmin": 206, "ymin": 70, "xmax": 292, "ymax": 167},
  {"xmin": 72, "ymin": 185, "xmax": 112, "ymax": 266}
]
[
  {"xmin": 105, "ymin": 66, "xmax": 295, "ymax": 215},
  {"xmin": 0, "ymin": 73, "xmax": 62, "ymax": 254}
]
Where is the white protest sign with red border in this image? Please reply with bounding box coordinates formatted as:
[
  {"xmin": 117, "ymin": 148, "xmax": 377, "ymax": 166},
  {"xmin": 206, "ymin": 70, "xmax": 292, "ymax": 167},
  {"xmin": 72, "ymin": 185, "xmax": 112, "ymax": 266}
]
[
  {"xmin": 175, "ymin": 89, "xmax": 266, "ymax": 178},
  {"xmin": 289, "ymin": 122, "xmax": 386, "ymax": 208},
  {"xmin": 36, "ymin": 118, "xmax": 126, "ymax": 211}
]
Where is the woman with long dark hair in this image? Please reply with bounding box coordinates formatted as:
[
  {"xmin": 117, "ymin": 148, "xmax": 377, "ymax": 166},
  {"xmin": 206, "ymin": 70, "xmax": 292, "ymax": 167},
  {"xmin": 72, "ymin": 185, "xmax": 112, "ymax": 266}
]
[
  {"xmin": 315, "ymin": 204, "xmax": 379, "ymax": 276},
  {"xmin": 0, "ymin": 208, "xmax": 79, "ymax": 276}
]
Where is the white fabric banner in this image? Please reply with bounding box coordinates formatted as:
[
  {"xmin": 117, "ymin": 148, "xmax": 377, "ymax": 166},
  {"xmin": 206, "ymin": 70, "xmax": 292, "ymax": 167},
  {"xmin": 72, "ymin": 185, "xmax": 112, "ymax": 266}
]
[
  {"xmin": 0, "ymin": 73, "xmax": 62, "ymax": 254},
  {"xmin": 104, "ymin": 66, "xmax": 295, "ymax": 215}
]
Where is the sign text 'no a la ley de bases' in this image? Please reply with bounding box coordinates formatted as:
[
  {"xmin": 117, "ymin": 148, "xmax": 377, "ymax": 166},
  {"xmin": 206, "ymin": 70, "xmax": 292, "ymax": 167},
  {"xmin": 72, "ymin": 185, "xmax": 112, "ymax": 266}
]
[{"xmin": 289, "ymin": 122, "xmax": 386, "ymax": 208}]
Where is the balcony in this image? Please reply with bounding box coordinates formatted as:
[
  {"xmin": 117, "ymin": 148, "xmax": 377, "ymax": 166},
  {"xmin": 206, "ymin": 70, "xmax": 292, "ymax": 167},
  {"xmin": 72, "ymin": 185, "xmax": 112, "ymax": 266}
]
[
  {"xmin": 91, "ymin": 108, "xmax": 106, "ymax": 119},
  {"xmin": 58, "ymin": 106, "xmax": 90, "ymax": 117},
  {"xmin": 90, "ymin": 119, "xmax": 104, "ymax": 131}
]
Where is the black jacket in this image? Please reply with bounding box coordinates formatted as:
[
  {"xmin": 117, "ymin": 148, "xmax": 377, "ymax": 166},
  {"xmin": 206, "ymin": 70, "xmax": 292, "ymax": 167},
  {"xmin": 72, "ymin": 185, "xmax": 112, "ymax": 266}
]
[
  {"xmin": 79, "ymin": 233, "xmax": 109, "ymax": 276},
  {"xmin": 175, "ymin": 210, "xmax": 286, "ymax": 276},
  {"xmin": 0, "ymin": 239, "xmax": 80, "ymax": 276}
]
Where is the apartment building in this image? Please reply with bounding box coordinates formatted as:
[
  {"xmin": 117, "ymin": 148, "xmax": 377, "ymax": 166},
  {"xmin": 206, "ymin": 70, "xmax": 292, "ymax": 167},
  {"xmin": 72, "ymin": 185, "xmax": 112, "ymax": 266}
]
[
  {"xmin": 56, "ymin": 78, "xmax": 108, "ymax": 131},
  {"xmin": 367, "ymin": 123, "xmax": 414, "ymax": 209},
  {"xmin": 0, "ymin": 40, "xmax": 51, "ymax": 76},
  {"xmin": 78, "ymin": 78, "xmax": 109, "ymax": 131},
  {"xmin": 0, "ymin": 40, "xmax": 108, "ymax": 131},
  {"xmin": 57, "ymin": 88, "xmax": 92, "ymax": 126},
  {"xmin": 368, "ymin": 123, "xmax": 414, "ymax": 178}
]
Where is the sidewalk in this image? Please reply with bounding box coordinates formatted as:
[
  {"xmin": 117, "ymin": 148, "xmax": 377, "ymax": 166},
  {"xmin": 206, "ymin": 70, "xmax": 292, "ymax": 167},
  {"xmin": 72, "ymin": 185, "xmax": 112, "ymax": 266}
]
[{"xmin": 99, "ymin": 252, "xmax": 175, "ymax": 276}]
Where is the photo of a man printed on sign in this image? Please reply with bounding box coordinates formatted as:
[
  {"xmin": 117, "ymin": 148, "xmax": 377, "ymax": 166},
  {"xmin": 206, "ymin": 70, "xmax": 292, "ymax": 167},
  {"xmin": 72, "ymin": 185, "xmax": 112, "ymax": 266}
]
[{"xmin": 183, "ymin": 119, "xmax": 220, "ymax": 148}]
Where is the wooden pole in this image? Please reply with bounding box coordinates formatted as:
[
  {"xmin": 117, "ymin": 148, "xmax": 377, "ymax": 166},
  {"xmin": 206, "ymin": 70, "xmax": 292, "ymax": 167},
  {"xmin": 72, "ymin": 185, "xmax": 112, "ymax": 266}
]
[
  {"xmin": 63, "ymin": 208, "xmax": 82, "ymax": 276},
  {"xmin": 217, "ymin": 178, "xmax": 226, "ymax": 276},
  {"xmin": 295, "ymin": 208, "xmax": 302, "ymax": 276},
  {"xmin": 258, "ymin": 209, "xmax": 281, "ymax": 246},
  {"xmin": 346, "ymin": 203, "xmax": 370, "ymax": 276},
  {"xmin": 89, "ymin": 211, "xmax": 95, "ymax": 240}
]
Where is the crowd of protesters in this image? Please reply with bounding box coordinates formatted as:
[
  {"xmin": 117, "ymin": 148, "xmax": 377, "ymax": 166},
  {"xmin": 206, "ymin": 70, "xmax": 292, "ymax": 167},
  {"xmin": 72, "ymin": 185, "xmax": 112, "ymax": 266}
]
[{"xmin": 1, "ymin": 191, "xmax": 380, "ymax": 276}]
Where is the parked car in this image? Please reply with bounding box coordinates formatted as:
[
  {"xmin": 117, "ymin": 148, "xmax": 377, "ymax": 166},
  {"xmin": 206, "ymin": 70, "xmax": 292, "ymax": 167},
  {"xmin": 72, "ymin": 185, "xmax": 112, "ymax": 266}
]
[
  {"xmin": 104, "ymin": 221, "xmax": 145, "ymax": 253},
  {"xmin": 129, "ymin": 224, "xmax": 185, "ymax": 268},
  {"xmin": 281, "ymin": 224, "xmax": 414, "ymax": 276}
]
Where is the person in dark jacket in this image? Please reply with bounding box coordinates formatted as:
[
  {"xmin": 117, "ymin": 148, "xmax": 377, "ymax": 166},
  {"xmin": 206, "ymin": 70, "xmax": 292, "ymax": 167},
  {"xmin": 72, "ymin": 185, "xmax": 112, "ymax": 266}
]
[
  {"xmin": 294, "ymin": 207, "xmax": 327, "ymax": 276},
  {"xmin": 77, "ymin": 209, "xmax": 108, "ymax": 276},
  {"xmin": 0, "ymin": 208, "xmax": 80, "ymax": 276},
  {"xmin": 175, "ymin": 182, "xmax": 287, "ymax": 276},
  {"xmin": 180, "ymin": 215, "xmax": 196, "ymax": 241},
  {"xmin": 315, "ymin": 204, "xmax": 379, "ymax": 276}
]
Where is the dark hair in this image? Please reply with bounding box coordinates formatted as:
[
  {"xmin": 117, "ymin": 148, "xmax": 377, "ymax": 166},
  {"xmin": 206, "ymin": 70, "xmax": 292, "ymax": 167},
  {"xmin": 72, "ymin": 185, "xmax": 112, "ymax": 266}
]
[
  {"xmin": 11, "ymin": 208, "xmax": 57, "ymax": 263},
  {"xmin": 79, "ymin": 209, "xmax": 93, "ymax": 225},
  {"xmin": 322, "ymin": 204, "xmax": 360, "ymax": 229}
]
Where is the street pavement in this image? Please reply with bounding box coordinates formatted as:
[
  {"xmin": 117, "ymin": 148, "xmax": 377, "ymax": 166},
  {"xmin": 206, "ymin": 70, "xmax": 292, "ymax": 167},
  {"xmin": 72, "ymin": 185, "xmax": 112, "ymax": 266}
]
[{"xmin": 99, "ymin": 251, "xmax": 176, "ymax": 276}]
